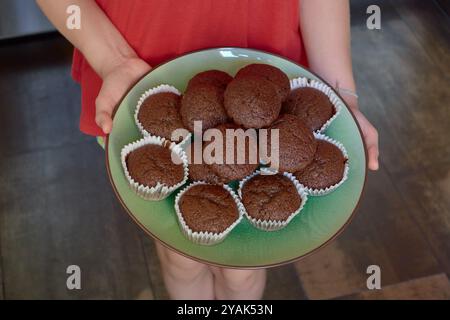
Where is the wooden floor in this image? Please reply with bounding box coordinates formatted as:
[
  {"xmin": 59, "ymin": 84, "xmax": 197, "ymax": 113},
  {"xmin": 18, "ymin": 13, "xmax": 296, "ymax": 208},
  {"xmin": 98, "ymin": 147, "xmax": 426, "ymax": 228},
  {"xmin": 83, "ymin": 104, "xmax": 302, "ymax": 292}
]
[{"xmin": 0, "ymin": 0, "xmax": 449, "ymax": 299}]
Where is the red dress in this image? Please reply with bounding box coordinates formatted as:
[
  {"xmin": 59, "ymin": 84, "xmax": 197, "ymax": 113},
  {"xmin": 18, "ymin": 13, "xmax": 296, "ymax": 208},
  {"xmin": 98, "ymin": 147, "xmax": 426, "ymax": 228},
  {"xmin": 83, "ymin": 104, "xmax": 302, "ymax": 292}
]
[{"xmin": 72, "ymin": 0, "xmax": 307, "ymax": 136}]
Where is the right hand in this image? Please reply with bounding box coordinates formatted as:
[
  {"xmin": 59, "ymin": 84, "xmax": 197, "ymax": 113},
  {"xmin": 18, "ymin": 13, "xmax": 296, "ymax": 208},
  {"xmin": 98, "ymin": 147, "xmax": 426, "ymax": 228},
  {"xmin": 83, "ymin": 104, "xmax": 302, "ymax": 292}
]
[
  {"xmin": 349, "ymin": 107, "xmax": 379, "ymax": 171},
  {"xmin": 95, "ymin": 57, "xmax": 151, "ymax": 134}
]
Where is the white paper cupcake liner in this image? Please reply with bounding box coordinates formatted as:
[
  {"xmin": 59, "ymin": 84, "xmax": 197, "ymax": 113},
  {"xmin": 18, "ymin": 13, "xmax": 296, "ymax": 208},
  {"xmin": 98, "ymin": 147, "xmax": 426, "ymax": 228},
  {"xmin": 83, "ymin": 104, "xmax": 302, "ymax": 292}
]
[
  {"xmin": 290, "ymin": 77, "xmax": 343, "ymax": 133},
  {"xmin": 134, "ymin": 84, "xmax": 192, "ymax": 146},
  {"xmin": 174, "ymin": 181, "xmax": 245, "ymax": 245},
  {"xmin": 121, "ymin": 135, "xmax": 189, "ymax": 201},
  {"xmin": 300, "ymin": 133, "xmax": 350, "ymax": 196},
  {"xmin": 238, "ymin": 170, "xmax": 308, "ymax": 231}
]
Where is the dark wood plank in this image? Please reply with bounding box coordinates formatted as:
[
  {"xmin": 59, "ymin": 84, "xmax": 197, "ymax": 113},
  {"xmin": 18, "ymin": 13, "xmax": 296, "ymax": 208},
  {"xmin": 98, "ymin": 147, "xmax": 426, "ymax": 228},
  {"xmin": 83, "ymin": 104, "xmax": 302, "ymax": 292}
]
[
  {"xmin": 351, "ymin": 0, "xmax": 450, "ymax": 173},
  {"xmin": 391, "ymin": 166, "xmax": 450, "ymax": 275},
  {"xmin": 263, "ymin": 265, "xmax": 307, "ymax": 300},
  {"xmin": 295, "ymin": 168, "xmax": 442, "ymax": 300},
  {"xmin": 424, "ymin": 162, "xmax": 450, "ymax": 218},
  {"xmin": 0, "ymin": 34, "xmax": 91, "ymax": 158},
  {"xmin": 349, "ymin": 0, "xmax": 450, "ymax": 278},
  {"xmin": 0, "ymin": 139, "xmax": 154, "ymax": 299},
  {"xmin": 343, "ymin": 273, "xmax": 450, "ymax": 300},
  {"xmin": 295, "ymin": 242, "xmax": 369, "ymax": 300},
  {"xmin": 435, "ymin": 0, "xmax": 450, "ymax": 16},
  {"xmin": 391, "ymin": 0, "xmax": 450, "ymax": 72}
]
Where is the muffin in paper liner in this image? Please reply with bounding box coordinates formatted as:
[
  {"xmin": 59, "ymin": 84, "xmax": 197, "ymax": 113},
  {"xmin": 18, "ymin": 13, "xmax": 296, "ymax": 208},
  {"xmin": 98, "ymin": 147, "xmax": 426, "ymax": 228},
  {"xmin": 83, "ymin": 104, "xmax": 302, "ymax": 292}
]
[
  {"xmin": 290, "ymin": 76, "xmax": 343, "ymax": 133},
  {"xmin": 121, "ymin": 135, "xmax": 189, "ymax": 201},
  {"xmin": 299, "ymin": 133, "xmax": 350, "ymax": 196},
  {"xmin": 238, "ymin": 170, "xmax": 308, "ymax": 231},
  {"xmin": 134, "ymin": 84, "xmax": 192, "ymax": 147},
  {"xmin": 174, "ymin": 181, "xmax": 245, "ymax": 245}
]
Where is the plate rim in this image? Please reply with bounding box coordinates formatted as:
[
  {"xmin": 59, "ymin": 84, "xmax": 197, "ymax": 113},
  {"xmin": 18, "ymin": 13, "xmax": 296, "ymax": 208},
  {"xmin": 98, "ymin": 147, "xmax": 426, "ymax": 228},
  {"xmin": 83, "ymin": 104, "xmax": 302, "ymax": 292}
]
[{"xmin": 105, "ymin": 46, "xmax": 368, "ymax": 269}]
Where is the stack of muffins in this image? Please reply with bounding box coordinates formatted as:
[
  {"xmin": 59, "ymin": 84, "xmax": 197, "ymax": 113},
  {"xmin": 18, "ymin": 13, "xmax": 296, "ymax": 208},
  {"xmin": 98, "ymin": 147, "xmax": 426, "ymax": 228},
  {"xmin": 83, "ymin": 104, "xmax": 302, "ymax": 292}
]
[{"xmin": 122, "ymin": 63, "xmax": 349, "ymax": 245}]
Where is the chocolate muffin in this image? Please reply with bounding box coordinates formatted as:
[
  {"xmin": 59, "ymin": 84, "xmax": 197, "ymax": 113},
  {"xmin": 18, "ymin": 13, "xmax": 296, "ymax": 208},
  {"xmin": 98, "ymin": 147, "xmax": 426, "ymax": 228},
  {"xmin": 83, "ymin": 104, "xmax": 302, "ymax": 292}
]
[
  {"xmin": 126, "ymin": 144, "xmax": 185, "ymax": 187},
  {"xmin": 137, "ymin": 92, "xmax": 186, "ymax": 142},
  {"xmin": 180, "ymin": 83, "xmax": 228, "ymax": 132},
  {"xmin": 178, "ymin": 184, "xmax": 239, "ymax": 234},
  {"xmin": 224, "ymin": 75, "xmax": 281, "ymax": 129},
  {"xmin": 189, "ymin": 162, "xmax": 226, "ymax": 184},
  {"xmin": 187, "ymin": 70, "xmax": 232, "ymax": 92},
  {"xmin": 294, "ymin": 139, "xmax": 347, "ymax": 190},
  {"xmin": 282, "ymin": 87, "xmax": 334, "ymax": 131},
  {"xmin": 264, "ymin": 114, "xmax": 317, "ymax": 172},
  {"xmin": 236, "ymin": 63, "xmax": 290, "ymax": 101},
  {"xmin": 241, "ymin": 174, "xmax": 302, "ymax": 222},
  {"xmin": 187, "ymin": 144, "xmax": 224, "ymax": 184},
  {"xmin": 208, "ymin": 123, "xmax": 259, "ymax": 182}
]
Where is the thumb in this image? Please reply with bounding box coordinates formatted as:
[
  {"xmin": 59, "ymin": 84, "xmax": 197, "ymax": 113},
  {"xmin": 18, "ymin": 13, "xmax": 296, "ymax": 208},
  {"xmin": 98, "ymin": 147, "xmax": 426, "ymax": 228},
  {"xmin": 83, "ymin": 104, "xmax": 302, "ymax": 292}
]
[
  {"xmin": 95, "ymin": 94, "xmax": 114, "ymax": 134},
  {"xmin": 367, "ymin": 144, "xmax": 379, "ymax": 170},
  {"xmin": 95, "ymin": 110, "xmax": 113, "ymax": 134}
]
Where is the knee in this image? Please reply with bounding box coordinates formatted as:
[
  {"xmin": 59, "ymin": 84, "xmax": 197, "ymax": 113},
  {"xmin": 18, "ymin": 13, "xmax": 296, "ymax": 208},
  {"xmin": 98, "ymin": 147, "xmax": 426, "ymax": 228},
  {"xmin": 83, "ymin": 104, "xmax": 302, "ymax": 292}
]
[
  {"xmin": 159, "ymin": 246, "xmax": 207, "ymax": 281},
  {"xmin": 217, "ymin": 269, "xmax": 265, "ymax": 292}
]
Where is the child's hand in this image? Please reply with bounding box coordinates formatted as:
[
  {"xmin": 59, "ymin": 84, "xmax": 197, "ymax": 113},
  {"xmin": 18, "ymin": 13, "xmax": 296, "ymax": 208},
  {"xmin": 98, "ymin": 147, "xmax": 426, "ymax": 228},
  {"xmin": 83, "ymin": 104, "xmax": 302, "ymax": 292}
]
[
  {"xmin": 95, "ymin": 57, "xmax": 151, "ymax": 134},
  {"xmin": 350, "ymin": 107, "xmax": 379, "ymax": 170}
]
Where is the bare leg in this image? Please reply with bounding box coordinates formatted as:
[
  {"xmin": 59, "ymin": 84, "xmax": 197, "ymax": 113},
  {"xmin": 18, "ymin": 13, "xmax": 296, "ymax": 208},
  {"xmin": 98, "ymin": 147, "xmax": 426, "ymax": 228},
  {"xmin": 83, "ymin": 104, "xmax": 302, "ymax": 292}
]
[
  {"xmin": 211, "ymin": 267, "xmax": 267, "ymax": 300},
  {"xmin": 156, "ymin": 242, "xmax": 214, "ymax": 300}
]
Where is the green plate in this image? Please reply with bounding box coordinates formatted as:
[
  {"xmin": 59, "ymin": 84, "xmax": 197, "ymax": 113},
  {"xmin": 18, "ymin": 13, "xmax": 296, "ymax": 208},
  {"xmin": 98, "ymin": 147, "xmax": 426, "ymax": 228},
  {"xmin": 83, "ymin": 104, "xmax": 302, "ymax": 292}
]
[{"xmin": 106, "ymin": 48, "xmax": 367, "ymax": 268}]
